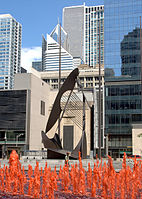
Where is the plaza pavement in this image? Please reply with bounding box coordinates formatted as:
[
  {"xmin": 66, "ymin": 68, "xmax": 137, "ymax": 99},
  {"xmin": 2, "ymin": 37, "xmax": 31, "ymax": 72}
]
[{"xmin": 0, "ymin": 157, "xmax": 136, "ymax": 172}]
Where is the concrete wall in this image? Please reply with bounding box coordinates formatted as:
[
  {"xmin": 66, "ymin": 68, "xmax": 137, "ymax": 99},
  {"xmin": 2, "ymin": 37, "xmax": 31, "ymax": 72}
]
[
  {"xmin": 29, "ymin": 75, "xmax": 50, "ymax": 150},
  {"xmin": 15, "ymin": 73, "xmax": 50, "ymax": 150},
  {"xmin": 132, "ymin": 124, "xmax": 142, "ymax": 156}
]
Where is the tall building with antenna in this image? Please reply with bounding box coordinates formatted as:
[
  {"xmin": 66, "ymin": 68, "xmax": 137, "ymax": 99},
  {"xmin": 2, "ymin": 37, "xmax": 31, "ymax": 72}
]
[
  {"xmin": 63, "ymin": 4, "xmax": 104, "ymax": 68},
  {"xmin": 42, "ymin": 24, "xmax": 74, "ymax": 71},
  {"xmin": 0, "ymin": 14, "xmax": 22, "ymax": 89}
]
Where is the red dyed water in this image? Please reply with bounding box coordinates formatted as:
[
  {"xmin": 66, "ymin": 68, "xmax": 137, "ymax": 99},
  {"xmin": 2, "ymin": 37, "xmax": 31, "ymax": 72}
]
[{"xmin": 0, "ymin": 150, "xmax": 141, "ymax": 198}]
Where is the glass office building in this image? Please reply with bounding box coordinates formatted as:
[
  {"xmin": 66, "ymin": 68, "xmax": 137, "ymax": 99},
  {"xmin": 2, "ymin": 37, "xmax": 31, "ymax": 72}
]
[
  {"xmin": 104, "ymin": 0, "xmax": 142, "ymax": 157},
  {"xmin": 0, "ymin": 14, "xmax": 22, "ymax": 90}
]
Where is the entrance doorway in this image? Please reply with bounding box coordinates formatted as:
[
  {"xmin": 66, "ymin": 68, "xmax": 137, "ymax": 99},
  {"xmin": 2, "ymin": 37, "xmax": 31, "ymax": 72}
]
[{"xmin": 63, "ymin": 125, "xmax": 74, "ymax": 151}]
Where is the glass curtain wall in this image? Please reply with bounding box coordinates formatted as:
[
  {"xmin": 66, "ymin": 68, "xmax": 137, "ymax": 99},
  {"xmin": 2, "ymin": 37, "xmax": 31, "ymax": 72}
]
[{"xmin": 104, "ymin": 0, "xmax": 142, "ymax": 157}]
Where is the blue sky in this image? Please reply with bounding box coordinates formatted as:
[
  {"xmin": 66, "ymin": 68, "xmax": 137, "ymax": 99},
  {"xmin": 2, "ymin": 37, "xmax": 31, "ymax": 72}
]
[{"xmin": 0, "ymin": 0, "xmax": 104, "ymax": 70}]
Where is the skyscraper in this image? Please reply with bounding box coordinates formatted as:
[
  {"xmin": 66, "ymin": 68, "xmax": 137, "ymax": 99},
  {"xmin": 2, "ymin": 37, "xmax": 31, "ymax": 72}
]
[
  {"xmin": 32, "ymin": 61, "xmax": 42, "ymax": 72},
  {"xmin": 42, "ymin": 24, "xmax": 74, "ymax": 71},
  {"xmin": 121, "ymin": 28, "xmax": 141, "ymax": 77},
  {"xmin": 63, "ymin": 4, "xmax": 104, "ymax": 68},
  {"xmin": 0, "ymin": 14, "xmax": 22, "ymax": 89},
  {"xmin": 63, "ymin": 5, "xmax": 84, "ymax": 59},
  {"xmin": 104, "ymin": 0, "xmax": 142, "ymax": 157}
]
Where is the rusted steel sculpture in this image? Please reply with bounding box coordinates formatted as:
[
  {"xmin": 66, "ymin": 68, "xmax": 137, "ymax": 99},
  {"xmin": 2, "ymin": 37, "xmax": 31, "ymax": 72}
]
[{"xmin": 41, "ymin": 68, "xmax": 87, "ymax": 159}]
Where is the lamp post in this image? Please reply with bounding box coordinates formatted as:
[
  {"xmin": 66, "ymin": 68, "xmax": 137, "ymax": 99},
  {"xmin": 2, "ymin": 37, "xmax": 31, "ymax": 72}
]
[
  {"xmin": 4, "ymin": 132, "xmax": 7, "ymax": 159},
  {"xmin": 104, "ymin": 135, "xmax": 108, "ymax": 157},
  {"xmin": 16, "ymin": 133, "xmax": 24, "ymax": 147}
]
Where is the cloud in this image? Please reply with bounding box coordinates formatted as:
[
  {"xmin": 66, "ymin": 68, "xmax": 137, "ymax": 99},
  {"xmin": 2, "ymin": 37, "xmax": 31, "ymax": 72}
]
[{"xmin": 21, "ymin": 47, "xmax": 42, "ymax": 72}]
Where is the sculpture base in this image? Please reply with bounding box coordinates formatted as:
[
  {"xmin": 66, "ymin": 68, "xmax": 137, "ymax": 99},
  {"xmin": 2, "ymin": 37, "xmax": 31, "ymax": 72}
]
[{"xmin": 47, "ymin": 148, "xmax": 77, "ymax": 159}]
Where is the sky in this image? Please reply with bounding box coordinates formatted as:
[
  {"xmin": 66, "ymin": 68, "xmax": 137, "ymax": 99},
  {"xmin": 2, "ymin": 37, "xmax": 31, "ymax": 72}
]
[{"xmin": 0, "ymin": 0, "xmax": 104, "ymax": 71}]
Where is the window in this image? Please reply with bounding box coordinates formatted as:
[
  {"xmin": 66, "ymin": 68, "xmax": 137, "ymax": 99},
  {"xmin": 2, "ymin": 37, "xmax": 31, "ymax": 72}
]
[
  {"xmin": 86, "ymin": 77, "xmax": 93, "ymax": 81},
  {"xmin": 40, "ymin": 101, "xmax": 45, "ymax": 116},
  {"xmin": 51, "ymin": 79, "xmax": 58, "ymax": 83},
  {"xmin": 52, "ymin": 84, "xmax": 58, "ymax": 89}
]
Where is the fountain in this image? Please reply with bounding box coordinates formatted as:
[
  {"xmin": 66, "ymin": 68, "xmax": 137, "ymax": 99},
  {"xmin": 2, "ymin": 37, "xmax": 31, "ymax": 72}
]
[{"xmin": 0, "ymin": 150, "xmax": 141, "ymax": 198}]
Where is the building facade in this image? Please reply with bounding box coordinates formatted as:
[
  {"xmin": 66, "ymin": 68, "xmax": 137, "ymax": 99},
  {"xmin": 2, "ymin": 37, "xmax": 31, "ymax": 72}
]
[
  {"xmin": 40, "ymin": 64, "xmax": 104, "ymax": 90},
  {"xmin": 0, "ymin": 14, "xmax": 22, "ymax": 89},
  {"xmin": 0, "ymin": 73, "xmax": 50, "ymax": 158},
  {"xmin": 0, "ymin": 89, "xmax": 27, "ymax": 157},
  {"xmin": 63, "ymin": 4, "xmax": 104, "ymax": 68},
  {"xmin": 104, "ymin": 0, "xmax": 142, "ymax": 157},
  {"xmin": 0, "ymin": 71, "xmax": 94, "ymax": 158}
]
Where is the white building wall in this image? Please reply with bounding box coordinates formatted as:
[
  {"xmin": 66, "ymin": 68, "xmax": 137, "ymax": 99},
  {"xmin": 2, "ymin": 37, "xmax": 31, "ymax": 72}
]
[{"xmin": 43, "ymin": 34, "xmax": 74, "ymax": 71}]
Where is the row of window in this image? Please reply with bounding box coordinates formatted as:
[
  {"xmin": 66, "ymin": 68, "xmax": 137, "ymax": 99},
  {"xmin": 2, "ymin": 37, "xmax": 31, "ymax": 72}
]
[
  {"xmin": 0, "ymin": 21, "xmax": 10, "ymax": 24},
  {"xmin": 0, "ymin": 32, "xmax": 10, "ymax": 35},
  {"xmin": 0, "ymin": 24, "xmax": 10, "ymax": 28},
  {"xmin": 0, "ymin": 68, "xmax": 9, "ymax": 72},
  {"xmin": 0, "ymin": 48, "xmax": 9, "ymax": 52},
  {"xmin": 106, "ymin": 100, "xmax": 141, "ymax": 110},
  {"xmin": 106, "ymin": 85, "xmax": 141, "ymax": 96},
  {"xmin": 0, "ymin": 45, "xmax": 9, "ymax": 49},
  {"xmin": 86, "ymin": 60, "xmax": 104, "ymax": 65},
  {"xmin": 45, "ymin": 76, "xmax": 102, "ymax": 82},
  {"xmin": 108, "ymin": 136, "xmax": 131, "ymax": 147},
  {"xmin": 107, "ymin": 114, "xmax": 142, "ymax": 124},
  {"xmin": 0, "ymin": 55, "xmax": 9, "ymax": 59},
  {"xmin": 0, "ymin": 58, "xmax": 9, "ymax": 61},
  {"xmin": 50, "ymin": 82, "xmax": 100, "ymax": 90},
  {"xmin": 121, "ymin": 55, "xmax": 141, "ymax": 64},
  {"xmin": 0, "ymin": 52, "xmax": 9, "ymax": 55},
  {"xmin": 85, "ymin": 45, "xmax": 104, "ymax": 49},
  {"xmin": 43, "ymin": 77, "xmax": 103, "ymax": 89},
  {"xmin": 86, "ymin": 56, "xmax": 104, "ymax": 60},
  {"xmin": 0, "ymin": 28, "xmax": 10, "ymax": 31},
  {"xmin": 86, "ymin": 12, "xmax": 104, "ymax": 19},
  {"xmin": 0, "ymin": 72, "xmax": 8, "ymax": 75},
  {"xmin": 0, "ymin": 62, "xmax": 9, "ymax": 65},
  {"xmin": 86, "ymin": 6, "xmax": 103, "ymax": 13},
  {"xmin": 0, "ymin": 42, "xmax": 9, "ymax": 45}
]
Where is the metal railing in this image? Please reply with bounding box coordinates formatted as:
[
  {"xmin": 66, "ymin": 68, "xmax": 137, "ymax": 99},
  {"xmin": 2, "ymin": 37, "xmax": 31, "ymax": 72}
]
[{"xmin": 0, "ymin": 138, "xmax": 25, "ymax": 144}]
